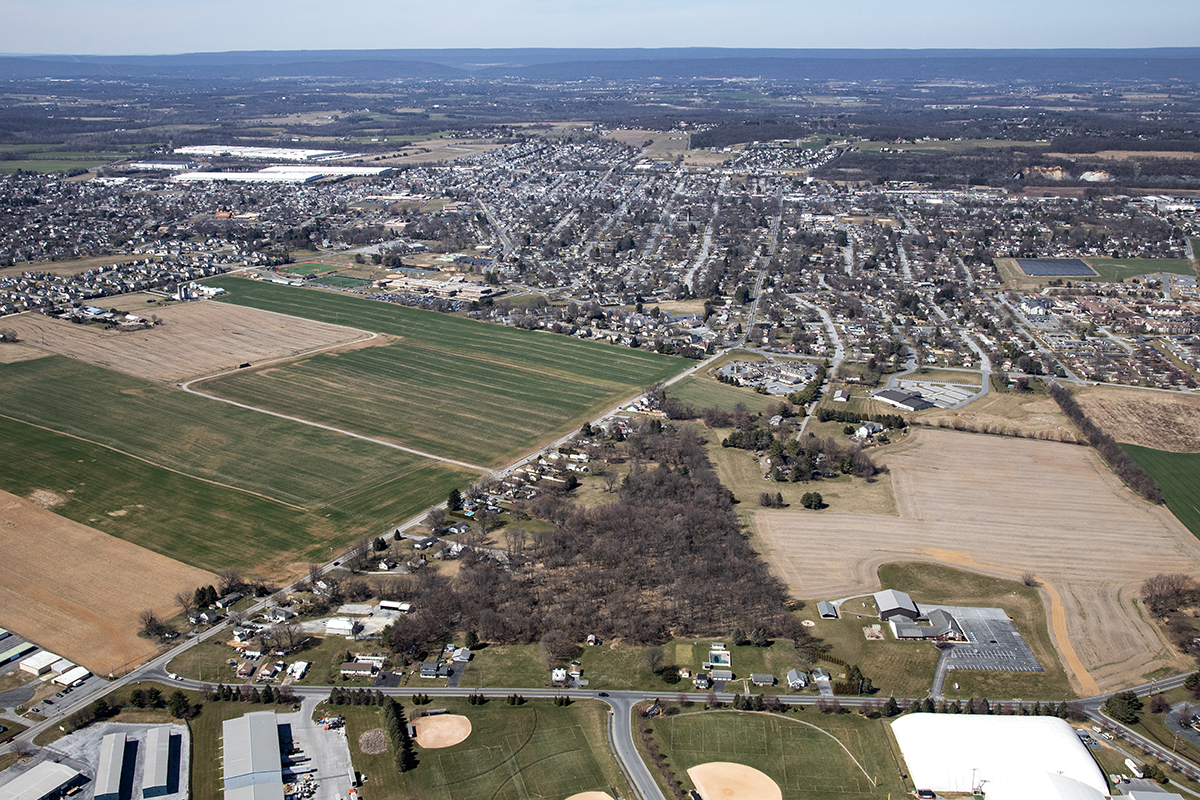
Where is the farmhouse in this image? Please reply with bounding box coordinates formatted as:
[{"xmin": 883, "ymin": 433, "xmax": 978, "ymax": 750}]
[{"xmin": 874, "ymin": 589, "xmax": 920, "ymax": 621}]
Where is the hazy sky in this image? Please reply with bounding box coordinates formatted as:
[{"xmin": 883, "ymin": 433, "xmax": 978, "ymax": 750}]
[{"xmin": 4, "ymin": 0, "xmax": 1199, "ymax": 55}]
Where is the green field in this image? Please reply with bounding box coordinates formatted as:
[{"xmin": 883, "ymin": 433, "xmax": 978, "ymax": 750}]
[
  {"xmin": 280, "ymin": 263, "xmax": 341, "ymax": 276},
  {"xmin": 206, "ymin": 278, "xmax": 685, "ymax": 466},
  {"xmin": 647, "ymin": 709, "xmax": 909, "ymax": 799},
  {"xmin": 1123, "ymin": 445, "xmax": 1200, "ymax": 538},
  {"xmin": 338, "ymin": 698, "xmax": 629, "ymax": 800},
  {"xmin": 667, "ymin": 376, "xmax": 781, "ymax": 414},
  {"xmin": 1084, "ymin": 258, "xmax": 1198, "ymax": 282},
  {"xmin": 0, "ymin": 414, "xmax": 364, "ymax": 572},
  {"xmin": 314, "ymin": 274, "xmax": 373, "ymax": 288},
  {"xmin": 0, "ymin": 146, "xmax": 134, "ymax": 174},
  {"xmin": 0, "ymin": 356, "xmax": 473, "ymax": 571}
]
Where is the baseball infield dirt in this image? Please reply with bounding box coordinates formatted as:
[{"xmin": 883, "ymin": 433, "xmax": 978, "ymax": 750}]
[
  {"xmin": 1, "ymin": 300, "xmax": 372, "ymax": 383},
  {"xmin": 0, "ymin": 490, "xmax": 215, "ymax": 674},
  {"xmin": 752, "ymin": 428, "xmax": 1200, "ymax": 694},
  {"xmin": 411, "ymin": 714, "xmax": 472, "ymax": 748},
  {"xmin": 565, "ymin": 793, "xmax": 615, "ymax": 800},
  {"xmin": 686, "ymin": 763, "xmax": 782, "ymax": 800}
]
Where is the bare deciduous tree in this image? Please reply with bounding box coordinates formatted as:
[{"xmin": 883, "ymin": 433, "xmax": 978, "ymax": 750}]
[
  {"xmin": 174, "ymin": 590, "xmax": 196, "ymax": 619},
  {"xmin": 216, "ymin": 567, "xmax": 243, "ymax": 596},
  {"xmin": 1141, "ymin": 573, "xmax": 1198, "ymax": 615}
]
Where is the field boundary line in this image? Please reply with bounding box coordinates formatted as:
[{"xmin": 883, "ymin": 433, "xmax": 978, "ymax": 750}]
[
  {"xmin": 0, "ymin": 412, "xmax": 308, "ymax": 510},
  {"xmin": 672, "ymin": 709, "xmax": 873, "ymax": 784}
]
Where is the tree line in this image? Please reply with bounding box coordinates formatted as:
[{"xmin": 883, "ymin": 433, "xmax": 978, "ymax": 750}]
[{"xmin": 1046, "ymin": 382, "xmax": 1163, "ymax": 504}]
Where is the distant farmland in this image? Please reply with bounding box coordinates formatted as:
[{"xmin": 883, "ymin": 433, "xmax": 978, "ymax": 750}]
[
  {"xmin": 207, "ymin": 278, "xmax": 685, "ymax": 465},
  {"xmin": 0, "ymin": 356, "xmax": 474, "ymax": 521}
]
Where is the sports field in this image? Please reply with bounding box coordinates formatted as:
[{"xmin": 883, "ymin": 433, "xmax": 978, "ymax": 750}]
[
  {"xmin": 752, "ymin": 428, "xmax": 1200, "ymax": 694},
  {"xmin": 280, "ymin": 263, "xmax": 341, "ymax": 276},
  {"xmin": 649, "ymin": 710, "xmax": 907, "ymax": 799},
  {"xmin": 1122, "ymin": 445, "xmax": 1200, "ymax": 539},
  {"xmin": 205, "ymin": 278, "xmax": 684, "ymax": 465},
  {"xmin": 339, "ymin": 699, "xmax": 629, "ymax": 800},
  {"xmin": 1083, "ymin": 258, "xmax": 1198, "ymax": 282}
]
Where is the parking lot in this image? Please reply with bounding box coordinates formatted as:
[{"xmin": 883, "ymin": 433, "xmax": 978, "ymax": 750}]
[
  {"xmin": 896, "ymin": 380, "xmax": 984, "ymax": 409},
  {"xmin": 923, "ymin": 605, "xmax": 1044, "ymax": 672},
  {"xmin": 279, "ymin": 697, "xmax": 354, "ymax": 800}
]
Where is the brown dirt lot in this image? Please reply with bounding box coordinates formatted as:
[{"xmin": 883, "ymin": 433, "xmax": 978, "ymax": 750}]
[
  {"xmin": 751, "ymin": 428, "xmax": 1200, "ymax": 694},
  {"xmin": 1074, "ymin": 386, "xmax": 1200, "ymax": 452},
  {"xmin": 0, "ymin": 490, "xmax": 216, "ymax": 675},
  {"xmin": 914, "ymin": 391, "xmax": 1078, "ymax": 441},
  {"xmin": 686, "ymin": 763, "xmax": 781, "ymax": 800},
  {"xmin": 2, "ymin": 301, "xmax": 373, "ymax": 383}
]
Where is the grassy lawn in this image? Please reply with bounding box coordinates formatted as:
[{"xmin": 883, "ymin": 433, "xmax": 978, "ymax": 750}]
[
  {"xmin": 876, "ymin": 563, "xmax": 1075, "ymax": 701},
  {"xmin": 908, "ymin": 367, "xmax": 982, "ymax": 385},
  {"xmin": 0, "ymin": 414, "xmax": 392, "ymax": 574},
  {"xmin": 641, "ymin": 707, "xmax": 909, "ymax": 799},
  {"xmin": 1122, "ymin": 445, "xmax": 1200, "ymax": 539},
  {"xmin": 337, "ymin": 697, "xmax": 630, "ymax": 800},
  {"xmin": 803, "ymin": 610, "xmax": 942, "ymax": 699},
  {"xmin": 279, "ymin": 263, "xmax": 342, "ymax": 276},
  {"xmin": 205, "ymin": 277, "xmax": 685, "ymax": 467},
  {"xmin": 1084, "ymin": 258, "xmax": 1198, "ymax": 282},
  {"xmin": 667, "ymin": 376, "xmax": 781, "ymax": 414}
]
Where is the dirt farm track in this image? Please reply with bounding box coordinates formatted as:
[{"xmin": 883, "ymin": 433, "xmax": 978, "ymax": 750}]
[
  {"xmin": 753, "ymin": 428, "xmax": 1200, "ymax": 694},
  {"xmin": 0, "ymin": 490, "xmax": 215, "ymax": 674}
]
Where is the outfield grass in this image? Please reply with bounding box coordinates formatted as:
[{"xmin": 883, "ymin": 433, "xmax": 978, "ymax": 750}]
[
  {"xmin": 1084, "ymin": 258, "xmax": 1198, "ymax": 282},
  {"xmin": 337, "ymin": 697, "xmax": 629, "ymax": 800},
  {"xmin": 1122, "ymin": 445, "xmax": 1200, "ymax": 539},
  {"xmin": 667, "ymin": 376, "xmax": 781, "ymax": 414},
  {"xmin": 204, "ymin": 278, "xmax": 684, "ymax": 466},
  {"xmin": 876, "ymin": 563, "xmax": 1075, "ymax": 700},
  {"xmin": 314, "ymin": 275, "xmax": 373, "ymax": 288},
  {"xmin": 280, "ymin": 263, "xmax": 341, "ymax": 276},
  {"xmin": 644, "ymin": 708, "xmax": 909, "ymax": 799}
]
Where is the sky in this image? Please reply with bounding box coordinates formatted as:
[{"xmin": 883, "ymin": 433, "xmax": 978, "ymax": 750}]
[{"xmin": 3, "ymin": 0, "xmax": 1199, "ymax": 56}]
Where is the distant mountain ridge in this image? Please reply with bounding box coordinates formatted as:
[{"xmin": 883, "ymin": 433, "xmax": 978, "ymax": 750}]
[{"xmin": 2, "ymin": 48, "xmax": 1199, "ymax": 82}]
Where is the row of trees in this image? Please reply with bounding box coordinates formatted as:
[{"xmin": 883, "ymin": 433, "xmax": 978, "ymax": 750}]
[{"xmin": 1046, "ymin": 382, "xmax": 1163, "ymax": 503}]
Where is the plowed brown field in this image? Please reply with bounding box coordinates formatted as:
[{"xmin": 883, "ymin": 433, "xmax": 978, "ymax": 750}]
[
  {"xmin": 2, "ymin": 300, "xmax": 372, "ymax": 383},
  {"xmin": 0, "ymin": 490, "xmax": 215, "ymax": 674},
  {"xmin": 752, "ymin": 429, "xmax": 1200, "ymax": 694},
  {"xmin": 1075, "ymin": 386, "xmax": 1200, "ymax": 452}
]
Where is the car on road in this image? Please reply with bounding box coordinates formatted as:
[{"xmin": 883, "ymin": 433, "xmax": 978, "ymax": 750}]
[
  {"xmin": 596, "ymin": 692, "xmax": 608, "ymax": 697},
  {"xmin": 917, "ymin": 790, "xmax": 936, "ymax": 799}
]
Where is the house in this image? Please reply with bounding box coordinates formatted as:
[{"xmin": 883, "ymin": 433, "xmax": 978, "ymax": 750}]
[
  {"xmin": 198, "ymin": 608, "xmax": 223, "ymax": 625},
  {"xmin": 856, "ymin": 421, "xmax": 884, "ymax": 439},
  {"xmin": 377, "ymin": 558, "xmax": 397, "ymax": 571},
  {"xmin": 787, "ymin": 669, "xmax": 808, "ymax": 689},
  {"xmin": 551, "ymin": 668, "xmax": 569, "ymax": 684},
  {"xmin": 811, "ymin": 667, "xmax": 831, "ymax": 680},
  {"xmin": 693, "ymin": 673, "xmax": 712, "ymax": 689},
  {"xmin": 420, "ymin": 662, "xmax": 440, "ymax": 679},
  {"xmin": 340, "ymin": 662, "xmax": 376, "ymax": 678},
  {"xmin": 287, "ymin": 661, "xmax": 310, "ymax": 680},
  {"xmin": 264, "ymin": 607, "xmax": 296, "ymax": 622},
  {"xmin": 354, "ymin": 653, "xmax": 388, "ymax": 668},
  {"xmin": 414, "ymin": 536, "xmax": 440, "ymax": 550},
  {"xmin": 452, "ymin": 648, "xmax": 472, "ymax": 663},
  {"xmin": 874, "ymin": 589, "xmax": 920, "ymax": 622},
  {"xmin": 751, "ymin": 673, "xmax": 776, "ymax": 687},
  {"xmin": 833, "ymin": 389, "xmax": 850, "ymax": 402},
  {"xmin": 216, "ymin": 591, "xmax": 243, "ymax": 609},
  {"xmin": 817, "ymin": 601, "xmax": 839, "ymax": 619}
]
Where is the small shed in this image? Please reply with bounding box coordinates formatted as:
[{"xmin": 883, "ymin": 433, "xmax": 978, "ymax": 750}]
[{"xmin": 817, "ymin": 601, "xmax": 839, "ymax": 619}]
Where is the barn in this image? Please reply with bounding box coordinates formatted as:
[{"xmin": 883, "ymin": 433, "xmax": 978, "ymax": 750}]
[{"xmin": 874, "ymin": 589, "xmax": 920, "ymax": 621}]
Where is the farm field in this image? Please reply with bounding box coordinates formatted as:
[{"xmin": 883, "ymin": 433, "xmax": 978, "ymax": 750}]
[
  {"xmin": 0, "ymin": 356, "xmax": 474, "ymax": 539},
  {"xmin": 913, "ymin": 383, "xmax": 1076, "ymax": 439},
  {"xmin": 751, "ymin": 428, "xmax": 1200, "ymax": 694},
  {"xmin": 643, "ymin": 708, "xmax": 908, "ymax": 800},
  {"xmin": 0, "ymin": 301, "xmax": 372, "ymax": 383},
  {"xmin": 0, "ymin": 490, "xmax": 215, "ymax": 674},
  {"xmin": 337, "ymin": 698, "xmax": 629, "ymax": 800},
  {"xmin": 1122, "ymin": 445, "xmax": 1200, "ymax": 539},
  {"xmin": 1075, "ymin": 386, "xmax": 1200, "ymax": 452},
  {"xmin": 0, "ymin": 414, "xmax": 392, "ymax": 573},
  {"xmin": 204, "ymin": 278, "xmax": 684, "ymax": 466}
]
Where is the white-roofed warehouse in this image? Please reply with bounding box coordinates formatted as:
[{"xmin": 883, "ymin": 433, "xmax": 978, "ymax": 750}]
[
  {"xmin": 891, "ymin": 714, "xmax": 1109, "ymax": 800},
  {"xmin": 222, "ymin": 710, "xmax": 284, "ymax": 800}
]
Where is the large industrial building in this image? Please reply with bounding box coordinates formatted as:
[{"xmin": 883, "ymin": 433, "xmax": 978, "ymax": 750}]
[
  {"xmin": 142, "ymin": 727, "xmax": 175, "ymax": 798},
  {"xmin": 892, "ymin": 714, "xmax": 1110, "ymax": 800},
  {"xmin": 222, "ymin": 711, "xmax": 284, "ymax": 800},
  {"xmin": 93, "ymin": 732, "xmax": 126, "ymax": 800},
  {"xmin": 174, "ymin": 145, "xmax": 361, "ymax": 162},
  {"xmin": 0, "ymin": 763, "xmax": 81, "ymax": 800}
]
